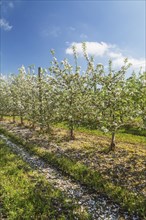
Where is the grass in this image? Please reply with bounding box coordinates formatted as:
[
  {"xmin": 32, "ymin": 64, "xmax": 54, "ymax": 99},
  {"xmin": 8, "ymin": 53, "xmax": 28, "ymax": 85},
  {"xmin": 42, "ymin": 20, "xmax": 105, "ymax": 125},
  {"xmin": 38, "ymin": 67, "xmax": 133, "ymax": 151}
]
[
  {"xmin": 0, "ymin": 125, "xmax": 146, "ymax": 219},
  {"xmin": 59, "ymin": 123, "xmax": 146, "ymax": 145},
  {"xmin": 3, "ymin": 116, "xmax": 146, "ymax": 144},
  {"xmin": 2, "ymin": 114, "xmax": 146, "ymax": 147},
  {"xmin": 0, "ymin": 138, "xmax": 90, "ymax": 220}
]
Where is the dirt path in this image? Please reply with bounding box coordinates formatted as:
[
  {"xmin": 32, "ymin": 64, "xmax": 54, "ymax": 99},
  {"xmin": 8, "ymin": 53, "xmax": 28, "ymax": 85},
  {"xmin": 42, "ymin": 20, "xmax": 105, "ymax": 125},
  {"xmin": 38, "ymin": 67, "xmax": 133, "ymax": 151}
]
[{"xmin": 0, "ymin": 132, "xmax": 140, "ymax": 220}]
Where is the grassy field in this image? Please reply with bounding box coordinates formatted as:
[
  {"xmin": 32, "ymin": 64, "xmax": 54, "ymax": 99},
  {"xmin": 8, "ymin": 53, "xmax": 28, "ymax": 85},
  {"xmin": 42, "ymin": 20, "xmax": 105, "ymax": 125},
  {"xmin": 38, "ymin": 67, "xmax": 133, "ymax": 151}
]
[
  {"xmin": 0, "ymin": 138, "xmax": 89, "ymax": 220},
  {"xmin": 0, "ymin": 118, "xmax": 146, "ymax": 219}
]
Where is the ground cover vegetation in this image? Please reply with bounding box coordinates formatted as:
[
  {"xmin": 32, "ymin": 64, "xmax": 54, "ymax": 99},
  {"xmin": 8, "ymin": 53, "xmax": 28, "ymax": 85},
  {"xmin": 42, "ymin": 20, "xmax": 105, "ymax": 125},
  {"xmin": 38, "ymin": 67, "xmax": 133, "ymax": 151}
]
[
  {"xmin": 0, "ymin": 122, "xmax": 146, "ymax": 219},
  {"xmin": 0, "ymin": 43, "xmax": 146, "ymax": 218},
  {"xmin": 0, "ymin": 137, "xmax": 89, "ymax": 219}
]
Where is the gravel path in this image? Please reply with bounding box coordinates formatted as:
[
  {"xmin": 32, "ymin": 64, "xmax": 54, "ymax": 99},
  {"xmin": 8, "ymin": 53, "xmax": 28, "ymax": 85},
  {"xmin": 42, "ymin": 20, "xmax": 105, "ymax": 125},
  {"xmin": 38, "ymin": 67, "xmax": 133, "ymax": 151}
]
[{"xmin": 0, "ymin": 134, "xmax": 140, "ymax": 220}]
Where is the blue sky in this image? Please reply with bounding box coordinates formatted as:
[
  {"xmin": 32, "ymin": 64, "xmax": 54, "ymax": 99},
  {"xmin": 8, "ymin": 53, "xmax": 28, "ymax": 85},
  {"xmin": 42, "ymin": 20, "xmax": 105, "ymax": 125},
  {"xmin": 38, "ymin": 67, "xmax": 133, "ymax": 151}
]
[{"xmin": 0, "ymin": 0, "xmax": 146, "ymax": 75}]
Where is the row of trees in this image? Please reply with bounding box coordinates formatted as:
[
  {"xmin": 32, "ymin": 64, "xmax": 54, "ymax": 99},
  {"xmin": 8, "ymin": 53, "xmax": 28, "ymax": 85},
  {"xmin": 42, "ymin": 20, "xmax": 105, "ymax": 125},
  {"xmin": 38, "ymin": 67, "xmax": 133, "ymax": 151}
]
[{"xmin": 0, "ymin": 44, "xmax": 146, "ymax": 151}]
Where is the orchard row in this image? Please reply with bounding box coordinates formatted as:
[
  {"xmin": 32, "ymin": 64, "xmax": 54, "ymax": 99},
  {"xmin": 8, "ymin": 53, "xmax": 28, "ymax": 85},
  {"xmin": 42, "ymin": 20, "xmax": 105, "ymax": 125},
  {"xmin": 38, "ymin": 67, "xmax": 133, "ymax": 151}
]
[{"xmin": 0, "ymin": 45, "xmax": 145, "ymax": 150}]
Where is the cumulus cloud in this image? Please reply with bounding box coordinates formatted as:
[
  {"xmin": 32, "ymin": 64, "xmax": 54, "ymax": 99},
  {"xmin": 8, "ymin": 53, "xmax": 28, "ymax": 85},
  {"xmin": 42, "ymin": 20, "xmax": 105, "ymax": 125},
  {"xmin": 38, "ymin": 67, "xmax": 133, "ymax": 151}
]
[
  {"xmin": 0, "ymin": 18, "xmax": 12, "ymax": 31},
  {"xmin": 108, "ymin": 52, "xmax": 123, "ymax": 59},
  {"xmin": 128, "ymin": 58, "xmax": 145, "ymax": 70},
  {"xmin": 66, "ymin": 41, "xmax": 113, "ymax": 57},
  {"xmin": 110, "ymin": 54, "xmax": 146, "ymax": 71},
  {"xmin": 66, "ymin": 41, "xmax": 146, "ymax": 71}
]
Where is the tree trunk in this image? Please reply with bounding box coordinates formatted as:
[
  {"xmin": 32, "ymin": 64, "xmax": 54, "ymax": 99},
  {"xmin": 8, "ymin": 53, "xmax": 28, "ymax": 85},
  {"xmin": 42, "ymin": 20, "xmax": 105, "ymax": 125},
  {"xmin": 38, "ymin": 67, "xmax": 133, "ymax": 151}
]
[
  {"xmin": 20, "ymin": 115, "xmax": 24, "ymax": 125},
  {"xmin": 38, "ymin": 67, "xmax": 43, "ymax": 131},
  {"xmin": 12, "ymin": 114, "xmax": 16, "ymax": 123},
  {"xmin": 69, "ymin": 119, "xmax": 75, "ymax": 140},
  {"xmin": 70, "ymin": 127, "xmax": 75, "ymax": 140},
  {"xmin": 32, "ymin": 121, "xmax": 35, "ymax": 130},
  {"xmin": 0, "ymin": 115, "xmax": 3, "ymax": 121},
  {"xmin": 109, "ymin": 132, "xmax": 116, "ymax": 151},
  {"xmin": 46, "ymin": 122, "xmax": 51, "ymax": 133}
]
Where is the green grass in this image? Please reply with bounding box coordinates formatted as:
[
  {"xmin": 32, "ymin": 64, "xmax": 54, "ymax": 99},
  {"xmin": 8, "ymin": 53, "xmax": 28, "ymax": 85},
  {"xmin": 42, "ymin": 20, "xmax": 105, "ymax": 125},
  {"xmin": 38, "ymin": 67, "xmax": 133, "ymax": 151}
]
[
  {"xmin": 0, "ymin": 138, "xmax": 89, "ymax": 220},
  {"xmin": 3, "ymin": 116, "xmax": 146, "ymax": 145},
  {"xmin": 0, "ymin": 126, "xmax": 146, "ymax": 219},
  {"xmin": 54, "ymin": 122, "xmax": 146, "ymax": 145}
]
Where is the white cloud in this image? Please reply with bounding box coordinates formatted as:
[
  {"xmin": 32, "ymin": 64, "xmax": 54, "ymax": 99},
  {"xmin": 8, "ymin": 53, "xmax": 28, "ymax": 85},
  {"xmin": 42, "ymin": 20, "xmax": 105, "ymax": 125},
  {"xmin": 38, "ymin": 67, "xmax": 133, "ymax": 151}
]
[
  {"xmin": 66, "ymin": 42, "xmax": 83, "ymax": 55},
  {"xmin": 129, "ymin": 57, "xmax": 146, "ymax": 70},
  {"xmin": 108, "ymin": 51, "xmax": 123, "ymax": 59},
  {"xmin": 110, "ymin": 55, "xmax": 146, "ymax": 71},
  {"xmin": 106, "ymin": 47, "xmax": 146, "ymax": 71},
  {"xmin": 66, "ymin": 41, "xmax": 146, "ymax": 72},
  {"xmin": 66, "ymin": 41, "xmax": 113, "ymax": 57},
  {"xmin": 0, "ymin": 18, "xmax": 12, "ymax": 31},
  {"xmin": 110, "ymin": 53, "xmax": 146, "ymax": 71},
  {"xmin": 112, "ymin": 57, "xmax": 125, "ymax": 68}
]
